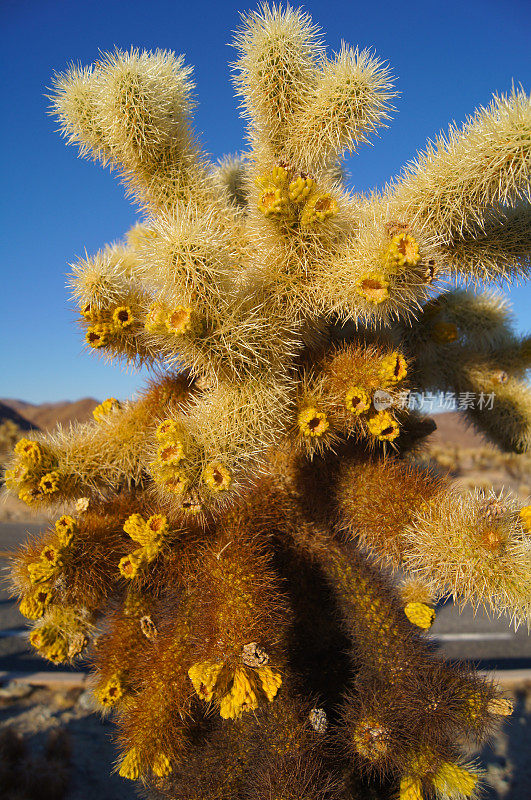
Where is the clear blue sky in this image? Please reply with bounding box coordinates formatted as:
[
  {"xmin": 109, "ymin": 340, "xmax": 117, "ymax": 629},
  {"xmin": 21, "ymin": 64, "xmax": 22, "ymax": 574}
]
[{"xmin": 1, "ymin": 0, "xmax": 530, "ymax": 403}]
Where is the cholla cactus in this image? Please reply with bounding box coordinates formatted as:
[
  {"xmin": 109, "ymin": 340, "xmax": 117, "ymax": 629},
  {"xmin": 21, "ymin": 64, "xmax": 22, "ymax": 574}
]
[{"xmin": 7, "ymin": 5, "xmax": 531, "ymax": 799}]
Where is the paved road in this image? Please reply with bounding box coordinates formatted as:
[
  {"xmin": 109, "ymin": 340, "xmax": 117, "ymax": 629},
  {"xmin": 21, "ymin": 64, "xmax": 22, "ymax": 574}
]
[
  {"xmin": 1, "ymin": 522, "xmax": 530, "ymax": 675},
  {"xmin": 0, "ymin": 522, "xmax": 58, "ymax": 673}
]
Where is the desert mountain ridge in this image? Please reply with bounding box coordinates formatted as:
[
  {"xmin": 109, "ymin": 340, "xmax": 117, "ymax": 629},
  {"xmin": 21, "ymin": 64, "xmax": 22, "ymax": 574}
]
[
  {"xmin": 428, "ymin": 411, "xmax": 490, "ymax": 449},
  {"xmin": 0, "ymin": 401, "xmax": 37, "ymax": 431},
  {"xmin": 0, "ymin": 397, "xmax": 99, "ymax": 432}
]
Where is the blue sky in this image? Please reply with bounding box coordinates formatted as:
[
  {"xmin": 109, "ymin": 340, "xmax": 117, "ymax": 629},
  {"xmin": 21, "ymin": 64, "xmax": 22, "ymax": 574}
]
[{"xmin": 1, "ymin": 0, "xmax": 530, "ymax": 403}]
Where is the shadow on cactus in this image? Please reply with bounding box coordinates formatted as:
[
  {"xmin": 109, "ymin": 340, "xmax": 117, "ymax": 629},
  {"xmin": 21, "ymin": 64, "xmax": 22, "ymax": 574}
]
[{"xmin": 6, "ymin": 5, "xmax": 531, "ymax": 799}]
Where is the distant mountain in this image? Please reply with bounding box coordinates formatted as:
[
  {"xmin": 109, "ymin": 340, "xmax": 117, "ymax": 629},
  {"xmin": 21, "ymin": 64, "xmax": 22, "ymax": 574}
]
[
  {"xmin": 429, "ymin": 411, "xmax": 489, "ymax": 449},
  {"xmin": 0, "ymin": 401, "xmax": 38, "ymax": 431},
  {"xmin": 0, "ymin": 398, "xmax": 99, "ymax": 432}
]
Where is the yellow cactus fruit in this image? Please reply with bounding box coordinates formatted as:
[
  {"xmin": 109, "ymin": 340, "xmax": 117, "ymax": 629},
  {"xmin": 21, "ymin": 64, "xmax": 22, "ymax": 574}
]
[
  {"xmin": 80, "ymin": 301, "xmax": 100, "ymax": 319},
  {"xmin": 165, "ymin": 306, "xmax": 193, "ymax": 335},
  {"xmin": 152, "ymin": 752, "xmax": 172, "ymax": 778},
  {"xmin": 123, "ymin": 511, "xmax": 169, "ymax": 550},
  {"xmin": 288, "ymin": 175, "xmax": 315, "ymax": 203},
  {"xmin": 55, "ymin": 514, "xmax": 77, "ymax": 546},
  {"xmin": 188, "ymin": 660, "xmax": 224, "ymax": 701},
  {"xmin": 29, "ymin": 629, "xmax": 47, "ymax": 650},
  {"xmin": 18, "ymin": 488, "xmax": 41, "ymax": 506},
  {"xmin": 19, "ymin": 596, "xmax": 41, "ymax": 621},
  {"xmin": 257, "ymin": 666, "xmax": 283, "ymax": 702},
  {"xmin": 119, "ymin": 548, "xmax": 146, "ymax": 579},
  {"xmin": 202, "ymin": 461, "xmax": 232, "ymax": 492},
  {"xmin": 146, "ymin": 514, "xmax": 169, "ymax": 539},
  {"xmin": 188, "ymin": 661, "xmax": 281, "ymax": 720},
  {"xmin": 367, "ymin": 411, "xmax": 399, "ymax": 441},
  {"xmin": 404, "ymin": 602, "xmax": 436, "ymax": 630},
  {"xmin": 379, "ymin": 352, "xmax": 407, "ymax": 385},
  {"xmin": 41, "ymin": 544, "xmax": 62, "ymax": 567},
  {"xmin": 14, "ymin": 438, "xmax": 44, "ymax": 466},
  {"xmin": 144, "ymin": 302, "xmax": 166, "ymax": 332},
  {"xmin": 80, "ymin": 302, "xmax": 106, "ymax": 322},
  {"xmin": 19, "ymin": 587, "xmax": 52, "ymax": 620},
  {"xmin": 256, "ymin": 167, "xmax": 291, "ymax": 217},
  {"xmin": 300, "ymin": 192, "xmax": 338, "ymax": 225},
  {"xmin": 297, "ymin": 407, "xmax": 330, "ymax": 437},
  {"xmin": 258, "ymin": 186, "xmax": 290, "ymax": 217},
  {"xmin": 519, "ymin": 505, "xmax": 531, "ymax": 533},
  {"xmin": 355, "ymin": 274, "xmax": 390, "ymax": 304},
  {"xmin": 386, "ymin": 232, "xmax": 420, "ymax": 270},
  {"xmin": 96, "ymin": 674, "xmax": 125, "ymax": 707},
  {"xmin": 399, "ymin": 775, "xmax": 423, "ymax": 800},
  {"xmin": 118, "ymin": 747, "xmax": 142, "ymax": 780},
  {"xmin": 269, "ymin": 165, "xmax": 289, "ymax": 187},
  {"xmin": 161, "ymin": 469, "xmax": 189, "ymax": 496},
  {"xmin": 42, "ymin": 638, "xmax": 69, "ymax": 664},
  {"xmin": 256, "ymin": 166, "xmax": 289, "ymax": 189},
  {"xmin": 85, "ymin": 323, "xmax": 113, "ymax": 348},
  {"xmin": 433, "ymin": 762, "xmax": 478, "ymax": 798},
  {"xmin": 345, "ymin": 386, "xmax": 371, "ymax": 415},
  {"xmin": 157, "ymin": 440, "xmax": 186, "ymax": 466},
  {"xmin": 93, "ymin": 397, "xmax": 121, "ymax": 420},
  {"xmin": 4, "ymin": 464, "xmax": 29, "ymax": 490},
  {"xmin": 219, "ymin": 666, "xmax": 259, "ymax": 719},
  {"xmin": 112, "ymin": 305, "xmax": 135, "ymax": 329},
  {"xmin": 39, "ymin": 471, "xmax": 61, "ymax": 495},
  {"xmin": 28, "ymin": 545, "xmax": 61, "ymax": 584},
  {"xmin": 487, "ymin": 697, "xmax": 513, "ymax": 716},
  {"xmin": 19, "ymin": 596, "xmax": 42, "ymax": 620},
  {"xmin": 431, "ymin": 321, "xmax": 459, "ymax": 344},
  {"xmin": 123, "ymin": 513, "xmax": 148, "ymax": 543},
  {"xmin": 28, "ymin": 559, "xmax": 56, "ymax": 584},
  {"xmin": 30, "ymin": 625, "xmax": 70, "ymax": 664},
  {"xmin": 155, "ymin": 419, "xmax": 183, "ymax": 441}
]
